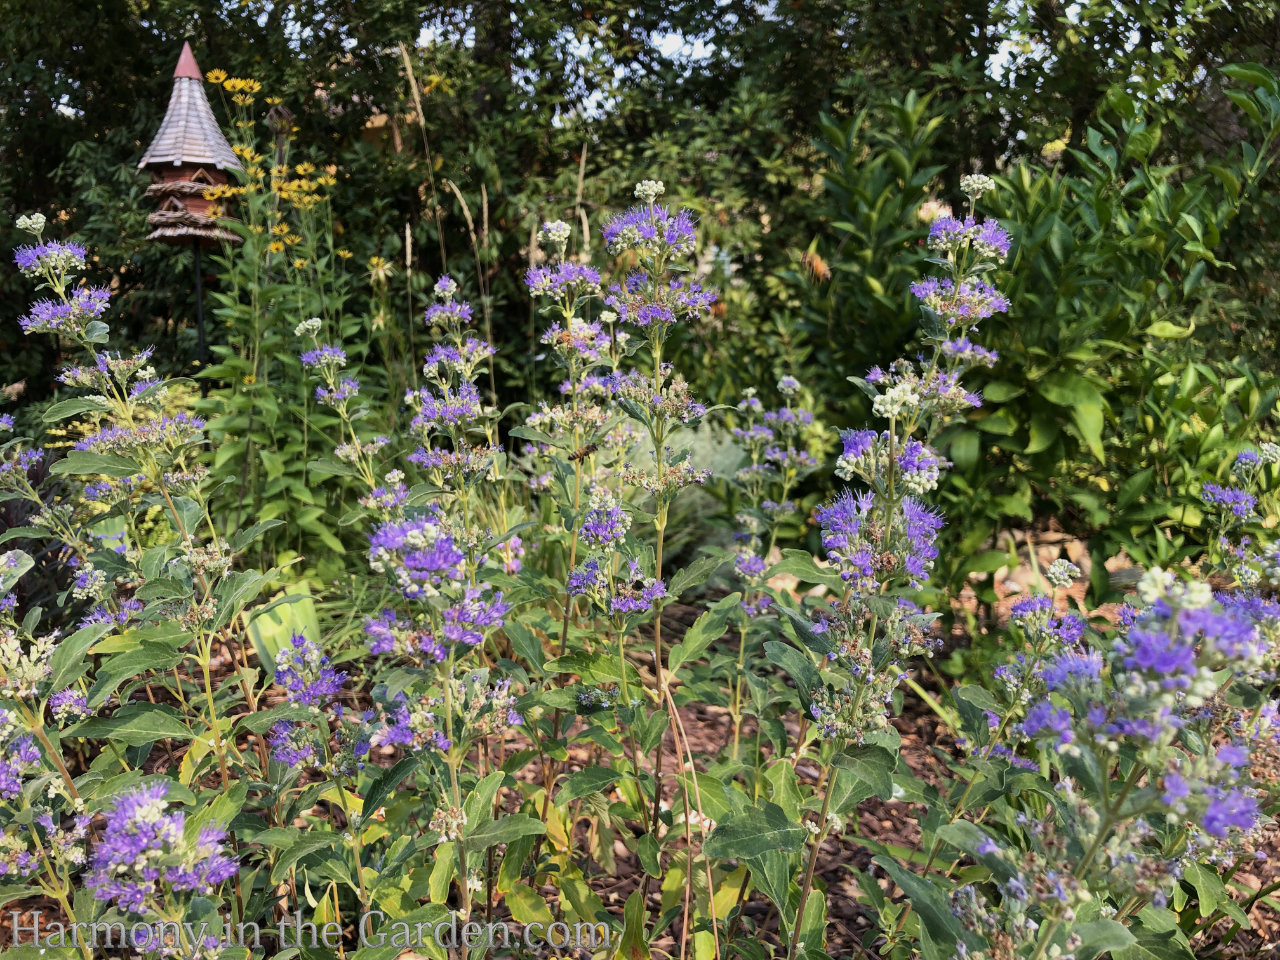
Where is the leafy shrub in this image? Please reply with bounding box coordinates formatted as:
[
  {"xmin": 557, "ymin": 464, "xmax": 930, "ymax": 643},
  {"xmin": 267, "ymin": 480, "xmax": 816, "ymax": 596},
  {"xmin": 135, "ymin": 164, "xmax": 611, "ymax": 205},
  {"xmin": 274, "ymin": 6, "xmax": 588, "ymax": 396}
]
[
  {"xmin": 0, "ymin": 157, "xmax": 1277, "ymax": 960},
  {"xmin": 807, "ymin": 68, "xmax": 1280, "ymax": 611}
]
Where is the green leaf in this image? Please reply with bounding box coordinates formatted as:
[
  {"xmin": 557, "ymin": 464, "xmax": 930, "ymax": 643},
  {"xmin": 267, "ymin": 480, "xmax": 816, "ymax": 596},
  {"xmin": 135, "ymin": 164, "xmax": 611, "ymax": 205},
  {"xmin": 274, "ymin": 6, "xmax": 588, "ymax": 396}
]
[
  {"xmin": 45, "ymin": 622, "xmax": 114, "ymax": 693},
  {"xmin": 558, "ymin": 767, "xmax": 618, "ymax": 804},
  {"xmin": 830, "ymin": 744, "xmax": 896, "ymax": 802},
  {"xmin": 764, "ymin": 641, "xmax": 820, "ymax": 706},
  {"xmin": 704, "ymin": 800, "xmax": 807, "ymax": 859},
  {"xmin": 668, "ymin": 592, "xmax": 740, "ymax": 673},
  {"xmin": 307, "ymin": 458, "xmax": 358, "ymax": 478},
  {"xmin": 0, "ymin": 550, "xmax": 33, "ymax": 594},
  {"xmin": 1114, "ymin": 913, "xmax": 1196, "ymax": 960},
  {"xmin": 361, "ymin": 756, "xmax": 419, "ymax": 818},
  {"xmin": 980, "ymin": 380, "xmax": 1025, "ymax": 403},
  {"xmin": 270, "ymin": 834, "xmax": 336, "ymax": 884},
  {"xmin": 43, "ymin": 397, "xmax": 110, "ymax": 423},
  {"xmin": 1037, "ymin": 371, "xmax": 1096, "ymax": 408},
  {"xmin": 949, "ymin": 431, "xmax": 979, "ymax": 471},
  {"xmin": 464, "ymin": 814, "xmax": 546, "ymax": 854},
  {"xmin": 637, "ymin": 832, "xmax": 661, "ymax": 876},
  {"xmin": 231, "ymin": 519, "xmax": 286, "ymax": 552},
  {"xmin": 0, "ymin": 883, "xmax": 38, "ymax": 908},
  {"xmin": 765, "ymin": 549, "xmax": 844, "ymax": 591},
  {"xmin": 1072, "ymin": 400, "xmax": 1106, "ymax": 462},
  {"xmin": 49, "ymin": 450, "xmax": 142, "ymax": 478},
  {"xmin": 667, "ymin": 555, "xmax": 726, "ymax": 598},
  {"xmin": 1222, "ymin": 62, "xmax": 1277, "ymax": 92},
  {"xmin": 1118, "ymin": 467, "xmax": 1155, "ymax": 511},
  {"xmin": 1076, "ymin": 920, "xmax": 1137, "ymax": 960},
  {"xmin": 67, "ymin": 703, "xmax": 194, "ymax": 746},
  {"xmin": 872, "ymin": 855, "xmax": 967, "ymax": 949},
  {"xmin": 1145, "ymin": 320, "xmax": 1193, "ymax": 339},
  {"xmin": 462, "ymin": 771, "xmax": 506, "ymax": 828},
  {"xmin": 616, "ymin": 889, "xmax": 649, "ymax": 960}
]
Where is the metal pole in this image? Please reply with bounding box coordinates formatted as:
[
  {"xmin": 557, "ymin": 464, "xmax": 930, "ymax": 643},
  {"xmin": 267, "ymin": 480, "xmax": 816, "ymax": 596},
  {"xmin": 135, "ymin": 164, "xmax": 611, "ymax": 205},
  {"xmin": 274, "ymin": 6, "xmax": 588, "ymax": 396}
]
[{"xmin": 192, "ymin": 238, "xmax": 209, "ymax": 397}]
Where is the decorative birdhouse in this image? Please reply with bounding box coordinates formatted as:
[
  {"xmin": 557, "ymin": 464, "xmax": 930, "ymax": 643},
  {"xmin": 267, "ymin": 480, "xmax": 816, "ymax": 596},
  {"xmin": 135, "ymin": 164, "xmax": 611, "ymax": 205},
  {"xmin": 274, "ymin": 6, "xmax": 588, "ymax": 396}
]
[{"xmin": 139, "ymin": 42, "xmax": 241, "ymax": 245}]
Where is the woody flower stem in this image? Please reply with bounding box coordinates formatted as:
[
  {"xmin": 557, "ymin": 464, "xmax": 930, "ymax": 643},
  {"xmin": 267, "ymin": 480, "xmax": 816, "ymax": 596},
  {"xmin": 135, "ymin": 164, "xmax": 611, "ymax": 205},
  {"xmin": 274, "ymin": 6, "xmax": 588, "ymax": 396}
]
[{"xmin": 789, "ymin": 758, "xmax": 835, "ymax": 960}]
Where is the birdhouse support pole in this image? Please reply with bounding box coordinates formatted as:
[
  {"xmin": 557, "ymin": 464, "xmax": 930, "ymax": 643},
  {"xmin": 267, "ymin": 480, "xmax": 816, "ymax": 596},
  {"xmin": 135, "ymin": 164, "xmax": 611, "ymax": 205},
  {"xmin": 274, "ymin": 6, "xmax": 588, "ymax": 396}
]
[{"xmin": 193, "ymin": 239, "xmax": 209, "ymax": 397}]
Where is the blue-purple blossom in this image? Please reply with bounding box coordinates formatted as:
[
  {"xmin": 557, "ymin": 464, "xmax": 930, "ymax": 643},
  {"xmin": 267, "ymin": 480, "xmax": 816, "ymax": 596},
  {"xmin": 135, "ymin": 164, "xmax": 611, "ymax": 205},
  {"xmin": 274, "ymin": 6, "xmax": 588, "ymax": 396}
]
[
  {"xmin": 300, "ymin": 344, "xmax": 347, "ymax": 369},
  {"xmin": 0, "ymin": 734, "xmax": 40, "ymax": 799},
  {"xmin": 580, "ymin": 488, "xmax": 630, "ymax": 548},
  {"xmin": 368, "ymin": 515, "xmax": 466, "ymax": 599},
  {"xmin": 525, "ymin": 262, "xmax": 602, "ymax": 299},
  {"xmin": 316, "ymin": 378, "xmax": 360, "ymax": 406},
  {"xmin": 601, "ymin": 204, "xmax": 697, "ymax": 256},
  {"xmin": 48, "ymin": 689, "xmax": 90, "ymax": 723},
  {"xmin": 74, "ymin": 413, "xmax": 204, "ymax": 454},
  {"xmin": 901, "ymin": 497, "xmax": 945, "ymax": 585},
  {"xmin": 19, "ymin": 287, "xmax": 110, "ymax": 335},
  {"xmin": 1040, "ymin": 649, "xmax": 1103, "ymax": 692},
  {"xmin": 274, "ymin": 633, "xmax": 346, "ymax": 709},
  {"xmin": 1201, "ymin": 483, "xmax": 1256, "ymax": 518},
  {"xmin": 441, "ymin": 589, "xmax": 510, "ymax": 647},
  {"xmin": 407, "ymin": 381, "xmax": 482, "ymax": 433},
  {"xmin": 424, "ymin": 300, "xmax": 474, "ymax": 328},
  {"xmin": 13, "ymin": 240, "xmax": 87, "ymax": 276},
  {"xmin": 1021, "ymin": 701, "xmax": 1073, "ymax": 746},
  {"xmin": 267, "ymin": 720, "xmax": 315, "ymax": 766},
  {"xmin": 86, "ymin": 781, "xmax": 238, "ymax": 913},
  {"xmin": 1203, "ymin": 787, "xmax": 1259, "ymax": 837}
]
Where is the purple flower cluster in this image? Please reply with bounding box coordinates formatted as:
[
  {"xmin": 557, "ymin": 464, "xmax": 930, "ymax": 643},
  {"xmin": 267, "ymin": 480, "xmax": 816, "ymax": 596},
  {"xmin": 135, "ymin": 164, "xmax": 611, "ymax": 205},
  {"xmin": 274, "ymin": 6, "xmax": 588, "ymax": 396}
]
[
  {"xmin": 87, "ymin": 782, "xmax": 238, "ymax": 913},
  {"xmin": 0, "ymin": 448, "xmax": 43, "ymax": 477},
  {"xmin": 940, "ymin": 337, "xmax": 999, "ymax": 367},
  {"xmin": 441, "ymin": 588, "xmax": 510, "ymax": 647},
  {"xmin": 610, "ymin": 575, "xmax": 667, "ymax": 616},
  {"xmin": 816, "ymin": 490, "xmax": 878, "ymax": 591},
  {"xmin": 1020, "ymin": 701, "xmax": 1073, "ymax": 746},
  {"xmin": 274, "ymin": 633, "xmax": 346, "ymax": 709},
  {"xmin": 525, "ymin": 262, "xmax": 602, "ymax": 299},
  {"xmin": 895, "ymin": 437, "xmax": 944, "ymax": 494},
  {"xmin": 1201, "ymin": 482, "xmax": 1256, "ymax": 518},
  {"xmin": 407, "ymin": 381, "xmax": 482, "ymax": 433},
  {"xmin": 363, "ymin": 609, "xmax": 447, "ymax": 663},
  {"xmin": 368, "ymin": 515, "xmax": 466, "ymax": 599},
  {"xmin": 909, "ymin": 276, "xmax": 1010, "ymax": 325},
  {"xmin": 424, "ymin": 299, "xmax": 474, "ymax": 328},
  {"xmin": 567, "ymin": 557, "xmax": 666, "ymax": 618},
  {"xmin": 0, "ymin": 726, "xmax": 40, "ymax": 799},
  {"xmin": 1039, "ymin": 649, "xmax": 1103, "ymax": 693},
  {"xmin": 13, "ymin": 240, "xmax": 86, "ymax": 276},
  {"xmin": 48, "ymin": 689, "xmax": 90, "ymax": 723},
  {"xmin": 77, "ymin": 597, "xmax": 143, "ymax": 630},
  {"xmin": 423, "ymin": 338, "xmax": 495, "ymax": 379},
  {"xmin": 316, "ymin": 378, "xmax": 360, "ymax": 406},
  {"xmin": 580, "ymin": 488, "xmax": 630, "ymax": 548},
  {"xmin": 19, "ymin": 287, "xmax": 110, "ymax": 335},
  {"xmin": 299, "ymin": 344, "xmax": 347, "ymax": 369},
  {"xmin": 74, "ymin": 412, "xmax": 204, "ymax": 454},
  {"xmin": 372, "ymin": 697, "xmax": 451, "ymax": 752},
  {"xmin": 540, "ymin": 318, "xmax": 610, "ymax": 363},
  {"xmin": 925, "ymin": 215, "xmax": 1011, "ymax": 260},
  {"xmin": 601, "ymin": 204, "xmax": 697, "ymax": 256},
  {"xmin": 267, "ymin": 720, "xmax": 316, "ymax": 766}
]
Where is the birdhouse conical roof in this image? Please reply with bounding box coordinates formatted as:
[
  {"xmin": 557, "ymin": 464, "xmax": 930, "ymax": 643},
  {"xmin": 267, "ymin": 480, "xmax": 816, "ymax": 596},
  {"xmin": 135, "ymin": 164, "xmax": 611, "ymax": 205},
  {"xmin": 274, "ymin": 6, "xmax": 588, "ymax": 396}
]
[{"xmin": 139, "ymin": 42, "xmax": 241, "ymax": 172}]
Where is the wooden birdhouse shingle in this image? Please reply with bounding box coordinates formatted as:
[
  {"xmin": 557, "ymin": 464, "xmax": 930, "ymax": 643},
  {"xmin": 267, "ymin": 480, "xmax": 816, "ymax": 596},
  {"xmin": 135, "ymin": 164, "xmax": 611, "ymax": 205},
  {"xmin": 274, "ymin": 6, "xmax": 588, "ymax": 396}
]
[{"xmin": 139, "ymin": 43, "xmax": 241, "ymax": 245}]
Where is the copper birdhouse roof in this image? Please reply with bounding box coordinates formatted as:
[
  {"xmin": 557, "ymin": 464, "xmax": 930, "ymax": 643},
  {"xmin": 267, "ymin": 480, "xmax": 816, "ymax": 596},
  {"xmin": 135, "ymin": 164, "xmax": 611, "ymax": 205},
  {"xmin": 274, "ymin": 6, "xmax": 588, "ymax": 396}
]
[{"xmin": 138, "ymin": 42, "xmax": 241, "ymax": 172}]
